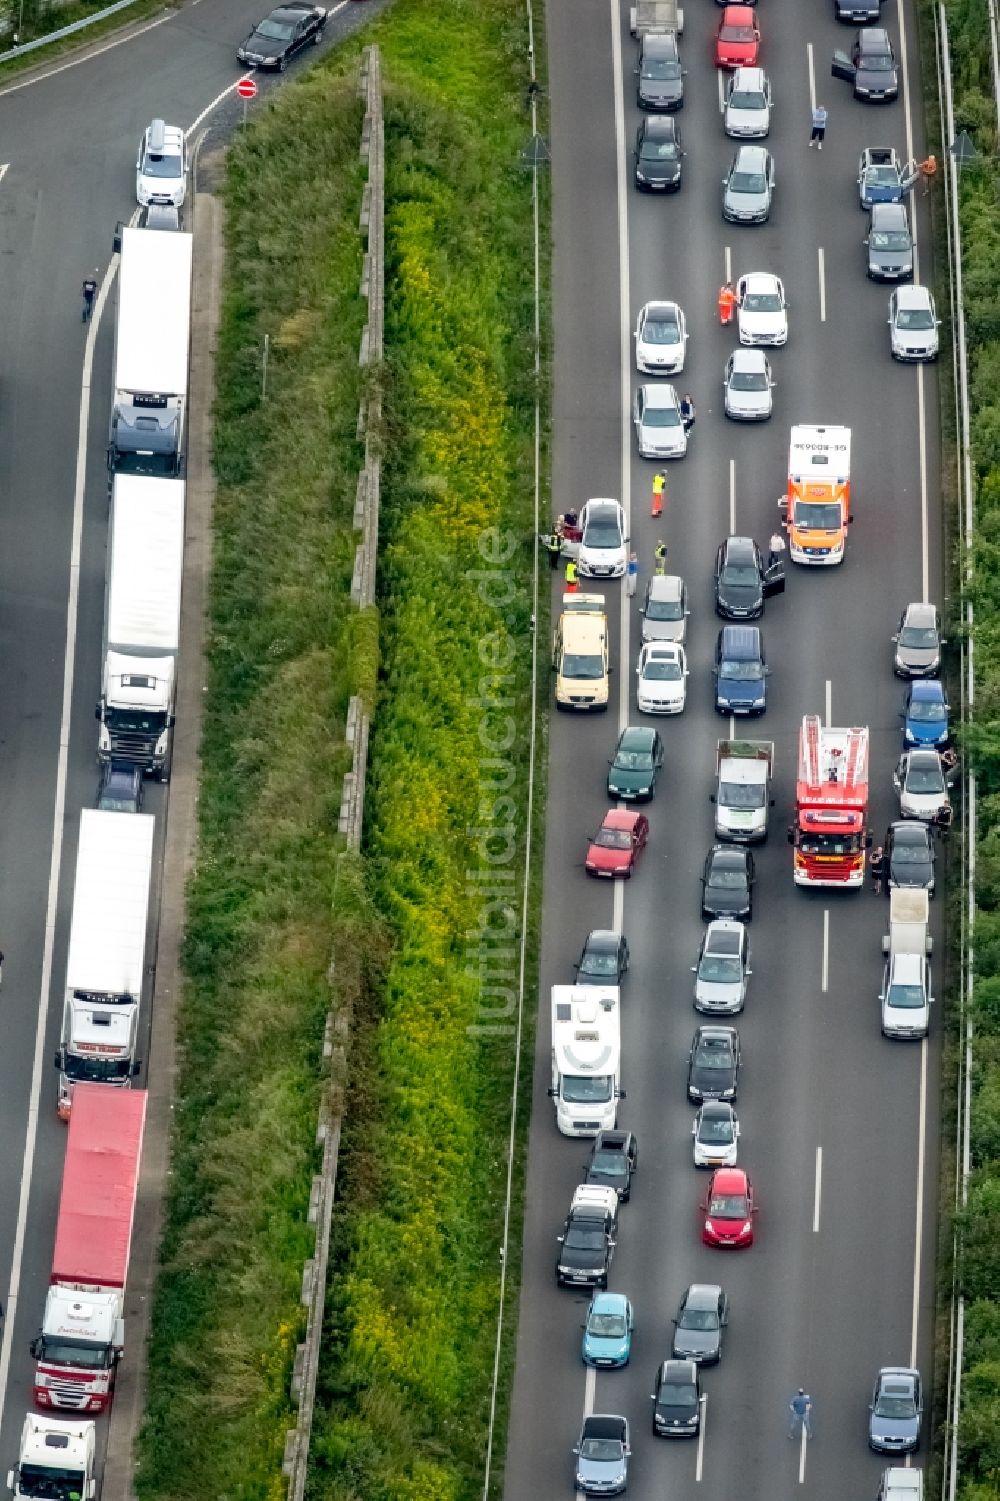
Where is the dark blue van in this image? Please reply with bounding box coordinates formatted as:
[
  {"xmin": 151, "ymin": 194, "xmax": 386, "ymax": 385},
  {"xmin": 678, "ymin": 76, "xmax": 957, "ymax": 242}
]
[{"xmin": 714, "ymin": 625, "xmax": 768, "ymax": 715}]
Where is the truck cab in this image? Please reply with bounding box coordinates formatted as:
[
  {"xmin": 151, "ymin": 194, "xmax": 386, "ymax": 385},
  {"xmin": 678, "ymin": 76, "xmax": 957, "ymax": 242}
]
[
  {"xmin": 7, "ymin": 1415, "xmax": 96, "ymax": 1500},
  {"xmin": 56, "ymin": 1000, "xmax": 141, "ymax": 1119}
]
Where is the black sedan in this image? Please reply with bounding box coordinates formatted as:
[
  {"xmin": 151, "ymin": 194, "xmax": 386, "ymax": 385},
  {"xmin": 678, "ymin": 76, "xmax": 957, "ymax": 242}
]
[
  {"xmin": 701, "ymin": 845, "xmax": 755, "ymax": 919},
  {"xmin": 576, "ymin": 929, "xmax": 630, "ymax": 985},
  {"xmin": 634, "ymin": 117, "xmax": 684, "ymax": 192},
  {"xmin": 237, "ymin": 2, "xmax": 326, "ymax": 68},
  {"xmin": 687, "ymin": 1025, "xmax": 741, "ymax": 1102},
  {"xmin": 672, "ymin": 1283, "xmax": 729, "ymax": 1364},
  {"xmin": 832, "ymin": 27, "xmax": 899, "ymax": 101},
  {"xmin": 885, "ymin": 821, "xmax": 936, "ymax": 894},
  {"xmin": 714, "ymin": 535, "xmax": 784, "ymax": 619},
  {"xmin": 585, "ymin": 1130, "xmax": 639, "ymax": 1201}
]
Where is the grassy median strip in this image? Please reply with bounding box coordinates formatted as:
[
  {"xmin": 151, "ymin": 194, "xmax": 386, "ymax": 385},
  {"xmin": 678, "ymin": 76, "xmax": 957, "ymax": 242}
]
[{"xmin": 137, "ymin": 2, "xmax": 545, "ymax": 1498}]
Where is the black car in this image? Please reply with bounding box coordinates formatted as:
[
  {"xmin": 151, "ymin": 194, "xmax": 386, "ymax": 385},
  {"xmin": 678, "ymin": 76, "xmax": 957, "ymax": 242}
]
[
  {"xmin": 885, "ymin": 821, "xmax": 936, "ymax": 894},
  {"xmin": 607, "ymin": 725, "xmax": 665, "ymax": 801},
  {"xmin": 701, "ymin": 844, "xmax": 755, "ymax": 919},
  {"xmin": 714, "ymin": 535, "xmax": 784, "ymax": 619},
  {"xmin": 576, "ymin": 929, "xmax": 630, "ymax": 985},
  {"xmin": 636, "ymin": 34, "xmax": 686, "ymax": 110},
  {"xmin": 97, "ymin": 760, "xmax": 144, "ymax": 814},
  {"xmin": 237, "ymin": 2, "xmax": 326, "ymax": 68},
  {"xmin": 634, "ymin": 116, "xmax": 684, "ymax": 192},
  {"xmin": 686, "ymin": 1025, "xmax": 741, "ymax": 1102},
  {"xmin": 832, "ymin": 28, "xmax": 899, "ymax": 101},
  {"xmin": 672, "ymin": 1283, "xmax": 729, "ymax": 1364},
  {"xmin": 585, "ymin": 1131, "xmax": 639, "ymax": 1201},
  {"xmin": 651, "ymin": 1359, "xmax": 702, "ymax": 1437},
  {"xmin": 556, "ymin": 1191, "xmax": 618, "ymax": 1288},
  {"xmin": 834, "ymin": 0, "xmax": 881, "ymax": 22}
]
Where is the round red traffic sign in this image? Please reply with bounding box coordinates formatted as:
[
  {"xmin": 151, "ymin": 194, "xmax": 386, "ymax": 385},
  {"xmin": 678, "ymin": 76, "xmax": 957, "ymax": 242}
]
[{"xmin": 237, "ymin": 77, "xmax": 258, "ymax": 99}]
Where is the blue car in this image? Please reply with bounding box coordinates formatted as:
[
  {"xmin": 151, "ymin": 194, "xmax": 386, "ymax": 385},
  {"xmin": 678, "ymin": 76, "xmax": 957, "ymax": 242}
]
[
  {"xmin": 902, "ymin": 679, "xmax": 949, "ymax": 747},
  {"xmin": 582, "ymin": 1292, "xmax": 634, "ymax": 1368},
  {"xmin": 714, "ymin": 625, "xmax": 768, "ymax": 715}
]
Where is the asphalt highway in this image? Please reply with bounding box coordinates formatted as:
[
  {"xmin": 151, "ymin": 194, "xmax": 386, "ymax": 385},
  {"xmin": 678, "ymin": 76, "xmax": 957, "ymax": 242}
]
[
  {"xmin": 0, "ymin": 0, "xmax": 382, "ymax": 1476},
  {"xmin": 505, "ymin": 0, "xmax": 943, "ymax": 1495}
]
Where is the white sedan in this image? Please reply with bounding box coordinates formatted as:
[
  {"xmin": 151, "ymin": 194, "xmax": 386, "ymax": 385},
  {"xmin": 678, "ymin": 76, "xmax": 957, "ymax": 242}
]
[
  {"xmin": 636, "ymin": 641, "xmax": 688, "ymax": 713},
  {"xmin": 692, "ymin": 1101, "xmax": 740, "ymax": 1168},
  {"xmin": 632, "ymin": 384, "xmax": 688, "ymax": 458},
  {"xmin": 634, "ymin": 299, "xmax": 688, "ymax": 376},
  {"xmin": 736, "ymin": 272, "xmax": 787, "ymax": 346},
  {"xmin": 723, "ymin": 349, "xmax": 773, "ymax": 420}
]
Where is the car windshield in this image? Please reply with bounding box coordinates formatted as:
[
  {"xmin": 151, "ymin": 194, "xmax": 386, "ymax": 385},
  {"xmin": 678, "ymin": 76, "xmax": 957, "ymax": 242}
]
[
  {"xmin": 709, "ymin": 1193, "xmax": 747, "ymax": 1217},
  {"xmin": 563, "ymin": 1074, "xmax": 613, "ymax": 1103},
  {"xmin": 566, "ymin": 1226, "xmax": 606, "ymax": 1250},
  {"xmin": 792, "ymin": 500, "xmax": 842, "ymax": 530},
  {"xmin": 730, "ymin": 170, "xmax": 766, "ymax": 192},
  {"xmin": 589, "ymin": 1311, "xmax": 628, "ymax": 1337},
  {"xmin": 647, "ymin": 595, "xmax": 683, "ymax": 620},
  {"xmin": 143, "ymin": 151, "xmax": 183, "ymax": 178},
  {"xmin": 580, "ymin": 1438, "xmax": 622, "ymax": 1461},
  {"xmin": 730, "ymin": 89, "xmax": 766, "ymax": 109},
  {"xmin": 721, "ymin": 562, "xmax": 759, "ymax": 585},
  {"xmin": 868, "ymin": 166, "xmax": 899, "ymax": 185},
  {"xmin": 256, "ymin": 16, "xmax": 295, "ymax": 36},
  {"xmin": 699, "ymin": 1115, "xmax": 735, "ymax": 1143},
  {"xmin": 644, "ymin": 404, "xmax": 681, "ymax": 426},
  {"xmin": 643, "ymin": 659, "xmax": 683, "ymax": 681},
  {"xmin": 584, "ymin": 521, "xmax": 622, "ymax": 548},
  {"xmin": 876, "ymin": 1391, "xmax": 917, "ymax": 1417},
  {"xmin": 800, "ymin": 831, "xmax": 862, "ymax": 856},
  {"xmin": 695, "ymin": 1042, "xmax": 732, "ymax": 1068},
  {"xmin": 719, "ymin": 658, "xmax": 762, "ymax": 679},
  {"xmin": 907, "ymin": 762, "xmax": 944, "ymax": 793},
  {"xmin": 581, "ymin": 951, "xmax": 619, "ymax": 975},
  {"xmin": 730, "ymin": 368, "xmax": 769, "ymax": 392},
  {"xmin": 743, "ymin": 289, "xmax": 781, "ymax": 311},
  {"xmin": 893, "ymin": 838, "xmax": 928, "ymax": 863},
  {"xmin": 643, "ymin": 58, "xmax": 682, "ymax": 78},
  {"xmin": 564, "ymin": 653, "xmax": 605, "ymax": 679},
  {"xmin": 591, "ymin": 1150, "xmax": 627, "ymax": 1178},
  {"xmin": 861, "ymin": 51, "xmax": 893, "ymax": 69},
  {"xmin": 643, "ymin": 316, "xmax": 680, "ymax": 343},
  {"xmin": 681, "ymin": 1306, "xmax": 719, "ymax": 1330},
  {"xmin": 719, "ymin": 780, "xmax": 765, "ymax": 807},
  {"xmin": 709, "ymin": 865, "xmax": 746, "ymax": 888},
  {"xmin": 640, "ymin": 138, "xmax": 680, "ymax": 161},
  {"xmin": 899, "ymin": 622, "xmax": 937, "ymax": 647},
  {"xmin": 722, "ymin": 24, "xmax": 756, "ymax": 40},
  {"xmin": 595, "ymin": 828, "xmax": 632, "ymax": 850},
  {"xmin": 898, "ymin": 307, "xmax": 934, "ymax": 330},
  {"xmin": 909, "ymin": 699, "xmax": 945, "ymax": 721},
  {"xmin": 699, "ymin": 954, "xmax": 742, "ymax": 983},
  {"xmin": 660, "ymin": 1382, "xmax": 698, "ymax": 1406},
  {"xmin": 871, "ymin": 230, "xmax": 911, "ymax": 251},
  {"xmin": 615, "ymin": 750, "xmax": 654, "ymax": 770},
  {"xmin": 888, "ymin": 984, "xmax": 926, "ymax": 1010}
]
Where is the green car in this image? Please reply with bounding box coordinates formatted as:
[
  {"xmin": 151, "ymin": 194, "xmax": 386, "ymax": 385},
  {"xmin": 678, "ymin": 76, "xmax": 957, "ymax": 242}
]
[{"xmin": 608, "ymin": 726, "xmax": 664, "ymax": 801}]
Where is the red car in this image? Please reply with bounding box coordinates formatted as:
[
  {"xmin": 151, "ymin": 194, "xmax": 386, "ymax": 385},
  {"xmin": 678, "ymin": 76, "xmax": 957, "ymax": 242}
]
[
  {"xmin": 585, "ymin": 810, "xmax": 649, "ymax": 878},
  {"xmin": 716, "ymin": 6, "xmax": 760, "ymax": 67},
  {"xmin": 701, "ymin": 1167, "xmax": 756, "ymax": 1247}
]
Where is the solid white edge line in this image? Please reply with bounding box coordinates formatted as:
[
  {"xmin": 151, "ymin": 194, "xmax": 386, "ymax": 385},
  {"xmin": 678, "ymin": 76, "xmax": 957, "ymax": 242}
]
[
  {"xmin": 813, "ymin": 1145, "xmax": 823, "ymax": 1232},
  {"xmin": 0, "ymin": 10, "xmax": 171, "ymax": 99},
  {"xmin": 696, "ymin": 1393, "xmax": 706, "ymax": 1481},
  {"xmin": 0, "ymin": 262, "xmax": 115, "ymax": 1413},
  {"xmin": 821, "ymin": 909, "xmax": 829, "ymax": 993},
  {"xmin": 817, "ymin": 247, "xmax": 826, "ymax": 323}
]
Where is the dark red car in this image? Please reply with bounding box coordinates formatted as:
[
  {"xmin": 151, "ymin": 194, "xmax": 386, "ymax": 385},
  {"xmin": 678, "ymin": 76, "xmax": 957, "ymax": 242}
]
[
  {"xmin": 585, "ymin": 810, "xmax": 650, "ymax": 878},
  {"xmin": 716, "ymin": 6, "xmax": 760, "ymax": 68},
  {"xmin": 701, "ymin": 1167, "xmax": 756, "ymax": 1247}
]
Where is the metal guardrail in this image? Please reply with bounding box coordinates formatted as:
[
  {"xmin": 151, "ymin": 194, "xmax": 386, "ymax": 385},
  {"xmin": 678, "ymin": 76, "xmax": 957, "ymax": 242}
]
[
  {"xmin": 281, "ymin": 47, "xmax": 384, "ymax": 1500},
  {"xmin": 0, "ymin": 0, "xmax": 145, "ymax": 63}
]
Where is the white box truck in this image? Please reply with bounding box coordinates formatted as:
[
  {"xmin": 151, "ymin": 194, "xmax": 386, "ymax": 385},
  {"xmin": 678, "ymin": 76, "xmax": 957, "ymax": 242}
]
[
  {"xmin": 54, "ymin": 811, "xmax": 156, "ymax": 1120},
  {"xmin": 108, "ymin": 225, "xmax": 192, "ymax": 479},
  {"xmin": 880, "ymin": 888, "xmax": 933, "ymax": 1039},
  {"xmin": 548, "ymin": 985, "xmax": 623, "ymax": 1137},
  {"xmin": 97, "ymin": 475, "xmax": 184, "ymax": 778},
  {"xmin": 712, "ymin": 740, "xmax": 774, "ymax": 842},
  {"xmin": 7, "ymin": 1414, "xmax": 96, "ymax": 1499}
]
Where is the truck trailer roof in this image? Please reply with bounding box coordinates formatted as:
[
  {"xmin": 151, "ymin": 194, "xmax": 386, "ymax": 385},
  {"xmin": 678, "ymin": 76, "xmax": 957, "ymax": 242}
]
[
  {"xmin": 115, "ymin": 226, "xmax": 193, "ymax": 397},
  {"xmin": 51, "ymin": 1085, "xmax": 146, "ymax": 1290},
  {"xmin": 65, "ymin": 810, "xmax": 156, "ymax": 1000},
  {"xmin": 107, "ymin": 476, "xmax": 185, "ymax": 654}
]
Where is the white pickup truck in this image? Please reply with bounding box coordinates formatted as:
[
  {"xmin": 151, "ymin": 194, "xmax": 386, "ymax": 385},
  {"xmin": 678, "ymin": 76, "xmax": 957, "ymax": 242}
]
[
  {"xmin": 711, "ymin": 740, "xmax": 774, "ymax": 843},
  {"xmin": 880, "ymin": 889, "xmax": 933, "ymax": 1039}
]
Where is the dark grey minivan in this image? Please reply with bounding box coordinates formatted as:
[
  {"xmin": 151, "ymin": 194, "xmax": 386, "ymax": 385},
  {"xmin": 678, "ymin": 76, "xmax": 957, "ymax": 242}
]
[{"xmin": 865, "ymin": 202, "xmax": 913, "ymax": 281}]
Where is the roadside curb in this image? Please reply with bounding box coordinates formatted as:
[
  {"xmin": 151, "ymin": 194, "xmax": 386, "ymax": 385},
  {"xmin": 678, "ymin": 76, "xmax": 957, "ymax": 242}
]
[{"xmin": 102, "ymin": 189, "xmax": 223, "ymax": 1501}]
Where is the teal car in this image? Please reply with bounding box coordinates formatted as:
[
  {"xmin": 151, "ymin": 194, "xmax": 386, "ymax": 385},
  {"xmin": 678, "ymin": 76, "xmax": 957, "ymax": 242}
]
[
  {"xmin": 582, "ymin": 1292, "xmax": 634, "ymax": 1368},
  {"xmin": 607, "ymin": 726, "xmax": 664, "ymax": 801}
]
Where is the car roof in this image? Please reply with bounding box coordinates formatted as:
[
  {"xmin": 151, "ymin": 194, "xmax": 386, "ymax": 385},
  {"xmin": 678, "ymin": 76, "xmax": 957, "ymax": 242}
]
[
  {"xmin": 742, "ymin": 270, "xmax": 779, "ymax": 291},
  {"xmin": 696, "ymin": 1023, "xmax": 737, "ymax": 1041},
  {"xmin": 592, "ymin": 1291, "xmax": 629, "ymax": 1314},
  {"xmin": 730, "ymin": 348, "xmax": 768, "ymax": 373},
  {"xmin": 712, "ymin": 1166, "xmax": 747, "ymax": 1189},
  {"xmin": 732, "ymin": 64, "xmax": 765, "ymax": 84},
  {"xmin": 644, "ymin": 32, "xmax": 680, "ymax": 55},
  {"xmin": 648, "ymin": 573, "xmax": 684, "ymax": 601},
  {"xmin": 878, "ymin": 1367, "xmax": 919, "ymax": 1386},
  {"xmin": 661, "ymin": 1359, "xmax": 697, "ymax": 1380},
  {"xmin": 642, "ymin": 382, "xmax": 680, "ymax": 408},
  {"xmin": 872, "ymin": 202, "xmax": 909, "ymax": 227},
  {"xmin": 909, "ymin": 679, "xmax": 944, "ymax": 700},
  {"xmin": 685, "ymin": 1283, "xmax": 723, "ymax": 1305},
  {"xmin": 734, "ymin": 145, "xmax": 769, "ymax": 168},
  {"xmin": 700, "ymin": 1099, "xmax": 735, "ymax": 1119},
  {"xmin": 594, "ymin": 1130, "xmax": 630, "ymax": 1149},
  {"xmin": 620, "ymin": 725, "xmax": 657, "ymax": 748},
  {"xmin": 642, "ymin": 299, "xmax": 681, "ymax": 320},
  {"xmin": 859, "ymin": 25, "xmax": 891, "ymax": 45},
  {"xmin": 890, "ymin": 820, "xmax": 930, "ymax": 843},
  {"xmin": 269, "ymin": 5, "xmax": 312, "ymax": 18},
  {"xmin": 604, "ymin": 808, "xmax": 644, "ymax": 831},
  {"xmin": 723, "ymin": 534, "xmax": 756, "ymax": 559},
  {"xmin": 584, "ymin": 498, "xmax": 622, "ymax": 520},
  {"xmin": 719, "ymin": 624, "xmax": 762, "ymax": 655},
  {"xmin": 710, "ymin": 845, "xmax": 748, "ymax": 866},
  {"xmin": 705, "ymin": 922, "xmax": 743, "ymax": 954},
  {"xmin": 583, "ymin": 1414, "xmax": 627, "ymax": 1439},
  {"xmin": 908, "ymin": 749, "xmax": 942, "ymax": 768},
  {"xmin": 904, "ymin": 601, "xmax": 938, "ymax": 626},
  {"xmin": 644, "ymin": 115, "xmax": 679, "ymax": 138},
  {"xmin": 897, "ymin": 285, "xmax": 932, "ymax": 310},
  {"xmin": 643, "ymin": 640, "xmax": 683, "ymax": 662},
  {"xmin": 586, "ymin": 928, "xmax": 622, "ymax": 948}
]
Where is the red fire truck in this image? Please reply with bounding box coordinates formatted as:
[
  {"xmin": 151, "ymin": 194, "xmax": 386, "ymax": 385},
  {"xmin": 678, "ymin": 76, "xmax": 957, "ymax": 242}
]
[{"xmin": 791, "ymin": 715, "xmax": 870, "ymax": 888}]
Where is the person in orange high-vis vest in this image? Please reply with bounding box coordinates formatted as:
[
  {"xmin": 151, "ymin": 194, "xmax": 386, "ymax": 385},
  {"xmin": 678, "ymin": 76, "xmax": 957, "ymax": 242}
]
[
  {"xmin": 718, "ymin": 283, "xmax": 737, "ymax": 325},
  {"xmin": 918, "ymin": 154, "xmax": 937, "ymax": 195}
]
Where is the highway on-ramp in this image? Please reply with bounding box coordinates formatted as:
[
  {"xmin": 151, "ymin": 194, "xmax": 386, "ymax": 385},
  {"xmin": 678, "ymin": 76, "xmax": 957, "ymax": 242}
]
[{"xmin": 506, "ymin": 0, "xmax": 942, "ymax": 1495}]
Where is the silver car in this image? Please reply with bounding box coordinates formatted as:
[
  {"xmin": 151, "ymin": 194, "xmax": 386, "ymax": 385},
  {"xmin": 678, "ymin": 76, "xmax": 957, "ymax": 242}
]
[
  {"xmin": 574, "ymin": 1414, "xmax": 630, "ymax": 1495},
  {"xmin": 893, "ymin": 602, "xmax": 943, "ymax": 676},
  {"xmin": 724, "ymin": 349, "xmax": 773, "ymax": 420},
  {"xmin": 889, "ymin": 286, "xmax": 940, "ymax": 361},
  {"xmin": 693, "ymin": 919, "xmax": 750, "ymax": 1013},
  {"xmin": 632, "ymin": 383, "xmax": 688, "ymax": 457},
  {"xmin": 869, "ymin": 1367, "xmax": 923, "ymax": 1453},
  {"xmin": 722, "ymin": 145, "xmax": 774, "ymax": 224},
  {"xmin": 893, "ymin": 750, "xmax": 951, "ymax": 822},
  {"xmin": 640, "ymin": 574, "xmax": 689, "ymax": 643},
  {"xmin": 724, "ymin": 66, "xmax": 772, "ymax": 136}
]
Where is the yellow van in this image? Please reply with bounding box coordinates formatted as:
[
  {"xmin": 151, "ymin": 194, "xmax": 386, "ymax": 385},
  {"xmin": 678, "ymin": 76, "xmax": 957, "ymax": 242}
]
[{"xmin": 553, "ymin": 593, "xmax": 609, "ymax": 711}]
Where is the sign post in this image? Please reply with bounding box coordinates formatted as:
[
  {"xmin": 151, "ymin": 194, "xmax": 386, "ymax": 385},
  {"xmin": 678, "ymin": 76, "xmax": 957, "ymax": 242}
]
[{"xmin": 237, "ymin": 75, "xmax": 258, "ymax": 128}]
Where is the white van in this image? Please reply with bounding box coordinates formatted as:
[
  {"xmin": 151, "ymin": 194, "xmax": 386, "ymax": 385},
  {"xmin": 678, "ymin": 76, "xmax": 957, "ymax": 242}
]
[
  {"xmin": 136, "ymin": 120, "xmax": 187, "ymax": 208},
  {"xmin": 878, "ymin": 1469, "xmax": 922, "ymax": 1501}
]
